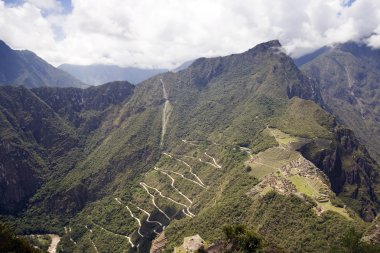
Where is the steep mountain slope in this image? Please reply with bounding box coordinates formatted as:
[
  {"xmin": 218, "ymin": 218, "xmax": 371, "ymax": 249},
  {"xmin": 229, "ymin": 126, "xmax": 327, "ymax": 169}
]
[
  {"xmin": 299, "ymin": 42, "xmax": 380, "ymax": 164},
  {"xmin": 0, "ymin": 81, "xmax": 134, "ymax": 217},
  {"xmin": 0, "ymin": 40, "xmax": 85, "ymax": 88},
  {"xmin": 1, "ymin": 41, "xmax": 379, "ymax": 253},
  {"xmin": 58, "ymin": 64, "xmax": 167, "ymax": 85}
]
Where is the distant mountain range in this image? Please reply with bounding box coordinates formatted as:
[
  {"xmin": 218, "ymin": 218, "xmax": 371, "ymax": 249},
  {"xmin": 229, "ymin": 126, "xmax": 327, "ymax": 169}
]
[
  {"xmin": 0, "ymin": 40, "xmax": 85, "ymax": 88},
  {"xmin": 58, "ymin": 64, "xmax": 168, "ymax": 85}
]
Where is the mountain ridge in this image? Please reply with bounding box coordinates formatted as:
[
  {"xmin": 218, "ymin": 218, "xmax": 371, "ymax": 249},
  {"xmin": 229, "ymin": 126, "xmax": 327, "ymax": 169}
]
[
  {"xmin": 0, "ymin": 40, "xmax": 86, "ymax": 88},
  {"xmin": 58, "ymin": 63, "xmax": 168, "ymax": 85},
  {"xmin": 299, "ymin": 41, "xmax": 380, "ymax": 164},
  {"xmin": 1, "ymin": 40, "xmax": 379, "ymax": 252}
]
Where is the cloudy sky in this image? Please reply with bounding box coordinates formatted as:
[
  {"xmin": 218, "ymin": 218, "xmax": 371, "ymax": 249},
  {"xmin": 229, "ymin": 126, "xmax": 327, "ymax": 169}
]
[{"xmin": 1, "ymin": 0, "xmax": 380, "ymax": 68}]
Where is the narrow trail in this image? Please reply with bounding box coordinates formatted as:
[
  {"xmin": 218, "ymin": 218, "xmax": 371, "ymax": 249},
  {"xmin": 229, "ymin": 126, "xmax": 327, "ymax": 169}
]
[
  {"xmin": 64, "ymin": 226, "xmax": 76, "ymax": 245},
  {"xmin": 154, "ymin": 167, "xmax": 193, "ymax": 204},
  {"xmin": 140, "ymin": 182, "xmax": 171, "ymax": 221},
  {"xmin": 140, "ymin": 182, "xmax": 195, "ymax": 218},
  {"xmin": 179, "ymin": 140, "xmax": 222, "ymax": 168},
  {"xmin": 203, "ymin": 152, "xmax": 222, "ymax": 168},
  {"xmin": 181, "ymin": 139, "xmax": 200, "ymax": 146},
  {"xmin": 160, "ymin": 79, "xmax": 172, "ymax": 147},
  {"xmin": 84, "ymin": 225, "xmax": 99, "ymax": 253},
  {"xmin": 181, "ymin": 139, "xmax": 219, "ymax": 146},
  {"xmin": 115, "ymin": 198, "xmax": 144, "ymax": 237},
  {"xmin": 154, "ymin": 167, "xmax": 206, "ymax": 189},
  {"xmin": 89, "ymin": 219, "xmax": 135, "ymax": 248},
  {"xmin": 163, "ymin": 152, "xmax": 207, "ymax": 187}
]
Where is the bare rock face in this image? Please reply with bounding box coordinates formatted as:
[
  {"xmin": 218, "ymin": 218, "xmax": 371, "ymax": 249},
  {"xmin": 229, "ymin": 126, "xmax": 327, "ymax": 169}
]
[
  {"xmin": 300, "ymin": 127, "xmax": 380, "ymax": 221},
  {"xmin": 0, "ymin": 142, "xmax": 42, "ymax": 213},
  {"xmin": 363, "ymin": 215, "xmax": 380, "ymax": 244},
  {"xmin": 150, "ymin": 232, "xmax": 167, "ymax": 253}
]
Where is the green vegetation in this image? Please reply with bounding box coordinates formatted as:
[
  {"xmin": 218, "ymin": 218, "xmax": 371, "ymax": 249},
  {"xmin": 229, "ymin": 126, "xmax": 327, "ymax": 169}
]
[
  {"xmin": 0, "ymin": 40, "xmax": 379, "ymax": 253},
  {"xmin": 330, "ymin": 227, "xmax": 380, "ymax": 253},
  {"xmin": 223, "ymin": 224, "xmax": 262, "ymax": 252},
  {"xmin": 0, "ymin": 222, "xmax": 41, "ymax": 253}
]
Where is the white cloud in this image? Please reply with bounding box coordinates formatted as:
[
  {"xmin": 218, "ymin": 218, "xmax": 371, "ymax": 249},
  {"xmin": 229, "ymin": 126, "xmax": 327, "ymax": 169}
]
[{"xmin": 0, "ymin": 0, "xmax": 380, "ymax": 68}]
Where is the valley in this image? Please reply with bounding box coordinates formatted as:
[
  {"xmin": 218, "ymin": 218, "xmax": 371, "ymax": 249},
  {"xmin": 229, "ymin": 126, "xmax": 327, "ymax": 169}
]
[{"xmin": 1, "ymin": 40, "xmax": 380, "ymax": 252}]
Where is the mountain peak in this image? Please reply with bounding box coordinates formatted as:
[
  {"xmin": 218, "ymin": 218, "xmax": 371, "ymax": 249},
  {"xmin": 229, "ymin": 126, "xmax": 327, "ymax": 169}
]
[
  {"xmin": 247, "ymin": 39, "xmax": 282, "ymax": 54},
  {"xmin": 253, "ymin": 39, "xmax": 282, "ymax": 49},
  {"xmin": 0, "ymin": 40, "xmax": 86, "ymax": 88}
]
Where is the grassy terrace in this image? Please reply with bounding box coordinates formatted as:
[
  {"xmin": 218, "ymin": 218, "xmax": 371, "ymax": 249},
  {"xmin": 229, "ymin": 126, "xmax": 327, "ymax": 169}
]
[{"xmin": 245, "ymin": 128, "xmax": 352, "ymax": 220}]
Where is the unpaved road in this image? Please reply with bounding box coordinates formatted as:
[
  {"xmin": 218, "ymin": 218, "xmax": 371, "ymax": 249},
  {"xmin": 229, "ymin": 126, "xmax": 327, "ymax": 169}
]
[
  {"xmin": 140, "ymin": 182, "xmax": 171, "ymax": 220},
  {"xmin": 47, "ymin": 234, "xmax": 61, "ymax": 253},
  {"xmin": 115, "ymin": 198, "xmax": 144, "ymax": 237},
  {"xmin": 163, "ymin": 152, "xmax": 207, "ymax": 187}
]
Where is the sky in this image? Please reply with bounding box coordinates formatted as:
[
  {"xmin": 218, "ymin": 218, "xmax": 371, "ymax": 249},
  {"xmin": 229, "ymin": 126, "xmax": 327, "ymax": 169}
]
[{"xmin": 1, "ymin": 0, "xmax": 380, "ymax": 68}]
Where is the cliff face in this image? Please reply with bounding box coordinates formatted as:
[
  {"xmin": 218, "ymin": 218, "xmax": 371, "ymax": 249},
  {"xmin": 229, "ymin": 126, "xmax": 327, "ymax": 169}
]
[
  {"xmin": 0, "ymin": 141, "xmax": 42, "ymax": 213},
  {"xmin": 300, "ymin": 42, "xmax": 380, "ymax": 164},
  {"xmin": 0, "ymin": 86, "xmax": 78, "ymax": 214},
  {"xmin": 300, "ymin": 127, "xmax": 380, "ymax": 221},
  {"xmin": 0, "ymin": 82, "xmax": 135, "ymax": 215},
  {"xmin": 31, "ymin": 81, "xmax": 135, "ymax": 133}
]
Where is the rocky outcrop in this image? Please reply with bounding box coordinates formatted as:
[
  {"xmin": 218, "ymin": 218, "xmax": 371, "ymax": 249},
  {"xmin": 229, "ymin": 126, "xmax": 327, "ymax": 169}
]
[
  {"xmin": 150, "ymin": 232, "xmax": 167, "ymax": 253},
  {"xmin": 188, "ymin": 39, "xmax": 322, "ymax": 103},
  {"xmin": 299, "ymin": 127, "xmax": 380, "ymax": 221}
]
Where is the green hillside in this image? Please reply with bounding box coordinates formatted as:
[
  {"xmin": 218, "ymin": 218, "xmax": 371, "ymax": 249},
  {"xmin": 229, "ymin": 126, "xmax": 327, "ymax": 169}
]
[{"xmin": 0, "ymin": 41, "xmax": 379, "ymax": 252}]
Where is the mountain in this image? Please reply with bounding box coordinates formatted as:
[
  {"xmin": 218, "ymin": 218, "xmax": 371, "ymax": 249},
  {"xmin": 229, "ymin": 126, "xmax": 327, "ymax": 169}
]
[
  {"xmin": 1, "ymin": 40, "xmax": 380, "ymax": 252},
  {"xmin": 299, "ymin": 42, "xmax": 380, "ymax": 164},
  {"xmin": 0, "ymin": 81, "xmax": 134, "ymax": 215},
  {"xmin": 171, "ymin": 59, "xmax": 195, "ymax": 72},
  {"xmin": 58, "ymin": 64, "xmax": 168, "ymax": 85},
  {"xmin": 0, "ymin": 40, "xmax": 85, "ymax": 88}
]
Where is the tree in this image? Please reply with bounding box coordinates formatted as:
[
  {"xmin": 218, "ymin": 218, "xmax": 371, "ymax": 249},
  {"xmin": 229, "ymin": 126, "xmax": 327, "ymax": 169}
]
[
  {"xmin": 330, "ymin": 227, "xmax": 380, "ymax": 253},
  {"xmin": 223, "ymin": 224, "xmax": 262, "ymax": 252}
]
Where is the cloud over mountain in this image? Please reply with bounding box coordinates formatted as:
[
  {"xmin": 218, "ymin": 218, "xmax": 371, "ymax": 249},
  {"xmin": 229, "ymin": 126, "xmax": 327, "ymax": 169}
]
[{"xmin": 1, "ymin": 0, "xmax": 380, "ymax": 68}]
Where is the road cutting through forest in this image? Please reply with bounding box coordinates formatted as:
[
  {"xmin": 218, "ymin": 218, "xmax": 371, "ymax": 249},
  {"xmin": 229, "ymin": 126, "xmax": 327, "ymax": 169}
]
[
  {"xmin": 163, "ymin": 152, "xmax": 207, "ymax": 187},
  {"xmin": 154, "ymin": 167, "xmax": 193, "ymax": 204},
  {"xmin": 154, "ymin": 167, "xmax": 206, "ymax": 188},
  {"xmin": 135, "ymin": 205, "xmax": 163, "ymax": 227},
  {"xmin": 140, "ymin": 182, "xmax": 195, "ymax": 218},
  {"xmin": 115, "ymin": 198, "xmax": 144, "ymax": 237},
  {"xmin": 140, "ymin": 182, "xmax": 171, "ymax": 220},
  {"xmin": 88, "ymin": 219, "xmax": 135, "ymax": 248}
]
